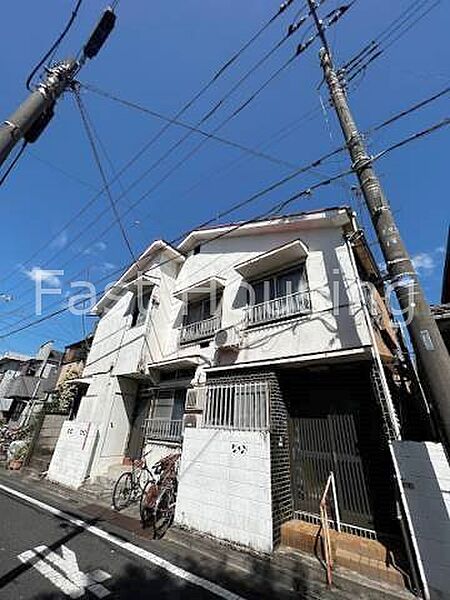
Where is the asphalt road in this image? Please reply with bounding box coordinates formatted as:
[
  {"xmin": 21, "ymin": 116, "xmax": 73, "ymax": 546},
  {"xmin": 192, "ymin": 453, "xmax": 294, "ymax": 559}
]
[{"xmin": 0, "ymin": 485, "xmax": 239, "ymax": 600}]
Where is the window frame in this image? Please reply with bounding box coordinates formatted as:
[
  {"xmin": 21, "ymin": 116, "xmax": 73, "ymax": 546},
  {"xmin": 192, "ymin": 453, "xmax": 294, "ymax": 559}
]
[
  {"xmin": 246, "ymin": 263, "xmax": 308, "ymax": 306},
  {"xmin": 130, "ymin": 287, "xmax": 153, "ymax": 328}
]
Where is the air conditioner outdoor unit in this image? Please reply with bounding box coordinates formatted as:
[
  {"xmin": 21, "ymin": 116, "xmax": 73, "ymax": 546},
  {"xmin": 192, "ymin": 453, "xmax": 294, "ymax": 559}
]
[{"xmin": 214, "ymin": 327, "xmax": 240, "ymax": 350}]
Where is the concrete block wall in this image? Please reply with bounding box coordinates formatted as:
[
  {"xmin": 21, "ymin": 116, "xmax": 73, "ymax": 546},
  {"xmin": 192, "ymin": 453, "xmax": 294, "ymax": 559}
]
[{"xmin": 175, "ymin": 428, "xmax": 273, "ymax": 553}]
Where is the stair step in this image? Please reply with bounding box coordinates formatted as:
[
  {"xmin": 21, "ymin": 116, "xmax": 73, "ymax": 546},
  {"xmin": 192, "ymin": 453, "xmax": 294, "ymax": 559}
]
[{"xmin": 280, "ymin": 520, "xmax": 407, "ymax": 590}]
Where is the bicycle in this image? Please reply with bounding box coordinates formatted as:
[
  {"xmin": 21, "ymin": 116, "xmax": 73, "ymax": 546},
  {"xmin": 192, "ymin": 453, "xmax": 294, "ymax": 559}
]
[
  {"xmin": 111, "ymin": 452, "xmax": 155, "ymax": 511},
  {"xmin": 140, "ymin": 453, "xmax": 180, "ymax": 536}
]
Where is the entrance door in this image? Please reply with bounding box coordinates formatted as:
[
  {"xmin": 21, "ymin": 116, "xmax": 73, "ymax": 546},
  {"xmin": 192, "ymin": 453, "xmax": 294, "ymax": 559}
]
[{"xmin": 290, "ymin": 414, "xmax": 373, "ymax": 529}]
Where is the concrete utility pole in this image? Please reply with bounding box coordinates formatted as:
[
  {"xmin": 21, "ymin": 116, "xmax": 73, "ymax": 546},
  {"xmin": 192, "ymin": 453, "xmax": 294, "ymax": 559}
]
[
  {"xmin": 0, "ymin": 7, "xmax": 116, "ymax": 170},
  {"xmin": 0, "ymin": 60, "xmax": 78, "ymax": 167},
  {"xmin": 306, "ymin": 0, "xmax": 450, "ymax": 452}
]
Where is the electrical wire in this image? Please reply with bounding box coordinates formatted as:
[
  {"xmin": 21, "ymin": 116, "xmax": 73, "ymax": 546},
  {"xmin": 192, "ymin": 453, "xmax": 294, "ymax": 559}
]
[
  {"xmin": 3, "ymin": 82, "xmax": 446, "ymax": 317},
  {"xmin": 344, "ymin": 0, "xmax": 442, "ymax": 83},
  {"xmin": 3, "ymin": 115, "xmax": 448, "ymax": 339},
  {"xmin": 0, "ymin": 0, "xmax": 297, "ymax": 289},
  {"xmin": 341, "ymin": 0, "xmax": 427, "ymax": 72},
  {"xmin": 78, "ymin": 82, "xmax": 297, "ymax": 169},
  {"xmin": 26, "ymin": 0, "xmax": 83, "ymax": 91},
  {"xmin": 73, "ymin": 88, "xmax": 136, "ymax": 262},
  {"xmin": 0, "ymin": 141, "xmax": 28, "ymax": 187}
]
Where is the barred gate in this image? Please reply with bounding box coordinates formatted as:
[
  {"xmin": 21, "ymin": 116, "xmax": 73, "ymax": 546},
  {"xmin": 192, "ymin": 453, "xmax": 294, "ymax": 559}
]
[{"xmin": 290, "ymin": 415, "xmax": 373, "ymax": 530}]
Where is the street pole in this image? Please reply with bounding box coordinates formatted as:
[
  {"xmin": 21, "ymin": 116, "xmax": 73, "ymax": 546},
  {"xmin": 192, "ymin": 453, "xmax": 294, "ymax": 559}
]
[
  {"xmin": 0, "ymin": 59, "xmax": 78, "ymax": 167},
  {"xmin": 0, "ymin": 6, "xmax": 116, "ymax": 171},
  {"xmin": 306, "ymin": 0, "xmax": 450, "ymax": 452}
]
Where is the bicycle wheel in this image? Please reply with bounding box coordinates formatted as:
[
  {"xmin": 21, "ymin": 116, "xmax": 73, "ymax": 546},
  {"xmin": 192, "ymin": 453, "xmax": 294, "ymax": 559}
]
[
  {"xmin": 112, "ymin": 472, "xmax": 133, "ymax": 511},
  {"xmin": 153, "ymin": 485, "xmax": 176, "ymax": 537},
  {"xmin": 140, "ymin": 481, "xmax": 159, "ymax": 529}
]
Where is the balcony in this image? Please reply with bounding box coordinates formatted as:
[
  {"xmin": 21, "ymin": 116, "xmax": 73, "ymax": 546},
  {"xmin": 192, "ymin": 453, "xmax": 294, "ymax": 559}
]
[
  {"xmin": 245, "ymin": 290, "xmax": 311, "ymax": 327},
  {"xmin": 180, "ymin": 315, "xmax": 221, "ymax": 344},
  {"xmin": 143, "ymin": 418, "xmax": 183, "ymax": 442}
]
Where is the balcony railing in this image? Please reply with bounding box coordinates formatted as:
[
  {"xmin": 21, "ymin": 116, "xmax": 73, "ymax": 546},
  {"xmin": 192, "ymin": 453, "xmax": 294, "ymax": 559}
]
[
  {"xmin": 143, "ymin": 418, "xmax": 183, "ymax": 442},
  {"xmin": 180, "ymin": 315, "xmax": 221, "ymax": 344},
  {"xmin": 245, "ymin": 290, "xmax": 311, "ymax": 327}
]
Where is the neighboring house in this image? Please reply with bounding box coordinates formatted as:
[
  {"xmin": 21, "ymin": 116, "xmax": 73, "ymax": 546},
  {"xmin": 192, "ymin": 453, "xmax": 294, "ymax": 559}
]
[
  {"xmin": 4, "ymin": 341, "xmax": 62, "ymax": 424},
  {"xmin": 0, "ymin": 352, "xmax": 32, "ymax": 419},
  {"xmin": 52, "ymin": 207, "xmax": 419, "ymax": 554},
  {"xmin": 26, "ymin": 336, "xmax": 93, "ymax": 475},
  {"xmin": 53, "ymin": 336, "xmax": 93, "ymax": 418}
]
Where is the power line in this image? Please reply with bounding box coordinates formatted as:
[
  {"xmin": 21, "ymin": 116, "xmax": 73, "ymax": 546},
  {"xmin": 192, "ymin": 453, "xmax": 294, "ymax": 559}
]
[
  {"xmin": 0, "ymin": 141, "xmax": 27, "ymax": 187},
  {"xmin": 344, "ymin": 0, "xmax": 442, "ymax": 83},
  {"xmin": 371, "ymin": 85, "xmax": 450, "ymax": 133},
  {"xmin": 78, "ymin": 82, "xmax": 297, "ymax": 169},
  {"xmin": 3, "ymin": 84, "xmax": 447, "ymax": 317},
  {"xmin": 342, "ymin": 0, "xmax": 431, "ymax": 72},
  {"xmin": 72, "ymin": 88, "xmax": 136, "ymax": 262},
  {"xmin": 2, "ymin": 115, "xmax": 448, "ymax": 339},
  {"xmin": 26, "ymin": 0, "xmax": 83, "ymax": 91},
  {"xmin": 0, "ymin": 1, "xmax": 297, "ymax": 289}
]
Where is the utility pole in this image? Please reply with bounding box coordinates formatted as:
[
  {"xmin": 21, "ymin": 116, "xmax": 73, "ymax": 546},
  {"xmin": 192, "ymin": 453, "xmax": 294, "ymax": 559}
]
[
  {"xmin": 0, "ymin": 60, "xmax": 78, "ymax": 167},
  {"xmin": 306, "ymin": 0, "xmax": 450, "ymax": 452},
  {"xmin": 0, "ymin": 7, "xmax": 116, "ymax": 171}
]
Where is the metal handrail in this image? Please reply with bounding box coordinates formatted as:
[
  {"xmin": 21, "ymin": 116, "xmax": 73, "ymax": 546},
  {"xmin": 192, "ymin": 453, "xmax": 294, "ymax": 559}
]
[
  {"xmin": 245, "ymin": 290, "xmax": 311, "ymax": 327},
  {"xmin": 319, "ymin": 472, "xmax": 341, "ymax": 587},
  {"xmin": 180, "ymin": 315, "xmax": 221, "ymax": 344}
]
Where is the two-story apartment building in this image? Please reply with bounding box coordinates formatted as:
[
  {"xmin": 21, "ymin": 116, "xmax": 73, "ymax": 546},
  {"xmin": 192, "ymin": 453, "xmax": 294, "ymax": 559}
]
[{"xmin": 51, "ymin": 207, "xmax": 415, "ymax": 555}]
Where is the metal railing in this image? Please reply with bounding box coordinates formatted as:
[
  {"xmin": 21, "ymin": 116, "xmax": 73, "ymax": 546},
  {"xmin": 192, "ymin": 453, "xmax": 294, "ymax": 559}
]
[
  {"xmin": 320, "ymin": 472, "xmax": 340, "ymax": 587},
  {"xmin": 180, "ymin": 315, "xmax": 221, "ymax": 344},
  {"xmin": 143, "ymin": 418, "xmax": 183, "ymax": 442},
  {"xmin": 245, "ymin": 290, "xmax": 311, "ymax": 327},
  {"xmin": 203, "ymin": 381, "xmax": 270, "ymax": 431}
]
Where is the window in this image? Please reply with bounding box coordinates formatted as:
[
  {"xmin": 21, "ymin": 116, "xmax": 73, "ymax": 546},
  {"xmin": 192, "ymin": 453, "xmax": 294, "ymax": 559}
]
[
  {"xmin": 180, "ymin": 293, "xmax": 222, "ymax": 343},
  {"xmin": 130, "ymin": 287, "xmax": 153, "ymax": 327},
  {"xmin": 143, "ymin": 389, "xmax": 186, "ymax": 442},
  {"xmin": 249, "ymin": 265, "xmax": 307, "ymax": 304},
  {"xmin": 184, "ymin": 297, "xmax": 212, "ymax": 325},
  {"xmin": 203, "ymin": 381, "xmax": 270, "ymax": 430},
  {"xmin": 245, "ymin": 264, "xmax": 310, "ymax": 326}
]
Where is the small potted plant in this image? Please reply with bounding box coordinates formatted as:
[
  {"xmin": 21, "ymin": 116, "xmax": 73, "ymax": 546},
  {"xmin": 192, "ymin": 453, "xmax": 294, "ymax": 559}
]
[{"xmin": 8, "ymin": 441, "xmax": 29, "ymax": 470}]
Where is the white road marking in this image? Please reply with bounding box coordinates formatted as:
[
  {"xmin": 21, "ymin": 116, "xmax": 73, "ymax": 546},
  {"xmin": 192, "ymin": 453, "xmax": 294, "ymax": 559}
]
[
  {"xmin": 0, "ymin": 482, "xmax": 245, "ymax": 600},
  {"xmin": 18, "ymin": 544, "xmax": 111, "ymax": 598}
]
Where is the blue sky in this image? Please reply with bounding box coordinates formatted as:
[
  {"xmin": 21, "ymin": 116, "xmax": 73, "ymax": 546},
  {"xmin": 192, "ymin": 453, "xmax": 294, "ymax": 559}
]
[{"xmin": 0, "ymin": 0, "xmax": 448, "ymax": 356}]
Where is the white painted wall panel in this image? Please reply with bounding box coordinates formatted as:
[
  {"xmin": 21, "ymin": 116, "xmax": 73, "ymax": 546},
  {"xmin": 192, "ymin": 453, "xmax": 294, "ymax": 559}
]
[
  {"xmin": 175, "ymin": 428, "xmax": 273, "ymax": 553},
  {"xmin": 391, "ymin": 441, "xmax": 450, "ymax": 600}
]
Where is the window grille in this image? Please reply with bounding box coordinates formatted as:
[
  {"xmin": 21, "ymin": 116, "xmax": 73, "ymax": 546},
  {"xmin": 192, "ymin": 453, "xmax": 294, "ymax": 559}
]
[{"xmin": 203, "ymin": 381, "xmax": 270, "ymax": 430}]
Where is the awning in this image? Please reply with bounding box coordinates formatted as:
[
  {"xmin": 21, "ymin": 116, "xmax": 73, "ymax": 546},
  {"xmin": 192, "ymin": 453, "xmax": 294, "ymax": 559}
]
[
  {"xmin": 235, "ymin": 239, "xmax": 308, "ymax": 279},
  {"xmin": 173, "ymin": 276, "xmax": 226, "ymax": 301},
  {"xmin": 124, "ymin": 274, "xmax": 159, "ymax": 291},
  {"xmin": 69, "ymin": 377, "xmax": 93, "ymax": 386},
  {"xmin": 149, "ymin": 356, "xmax": 209, "ymax": 371},
  {"xmin": 0, "ymin": 398, "xmax": 13, "ymax": 411}
]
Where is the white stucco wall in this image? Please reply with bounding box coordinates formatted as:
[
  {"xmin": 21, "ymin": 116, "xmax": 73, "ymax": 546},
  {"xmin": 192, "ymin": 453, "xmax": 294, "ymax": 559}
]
[
  {"xmin": 76, "ymin": 374, "xmax": 137, "ymax": 477},
  {"xmin": 175, "ymin": 428, "xmax": 273, "ymax": 553},
  {"xmin": 167, "ymin": 224, "xmax": 371, "ymax": 365}
]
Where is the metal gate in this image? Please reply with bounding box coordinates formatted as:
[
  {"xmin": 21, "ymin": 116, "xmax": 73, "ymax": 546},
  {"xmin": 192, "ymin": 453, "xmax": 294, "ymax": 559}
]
[{"xmin": 290, "ymin": 415, "xmax": 373, "ymax": 529}]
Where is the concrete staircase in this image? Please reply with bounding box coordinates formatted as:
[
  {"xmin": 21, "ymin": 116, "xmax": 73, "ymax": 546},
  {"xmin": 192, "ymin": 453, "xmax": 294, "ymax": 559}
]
[{"xmin": 281, "ymin": 520, "xmax": 409, "ymax": 590}]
